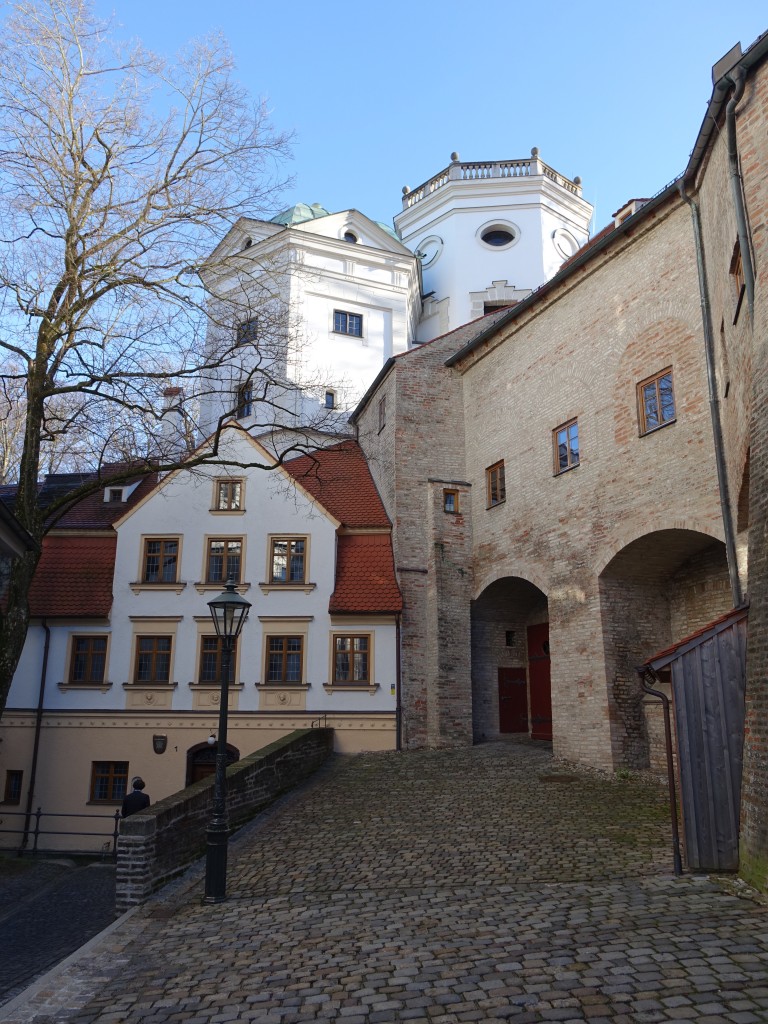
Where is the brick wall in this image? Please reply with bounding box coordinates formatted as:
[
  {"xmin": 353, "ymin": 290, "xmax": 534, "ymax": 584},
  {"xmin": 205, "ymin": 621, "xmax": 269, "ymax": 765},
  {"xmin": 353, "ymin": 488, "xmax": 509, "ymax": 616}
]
[{"xmin": 116, "ymin": 729, "xmax": 334, "ymax": 913}]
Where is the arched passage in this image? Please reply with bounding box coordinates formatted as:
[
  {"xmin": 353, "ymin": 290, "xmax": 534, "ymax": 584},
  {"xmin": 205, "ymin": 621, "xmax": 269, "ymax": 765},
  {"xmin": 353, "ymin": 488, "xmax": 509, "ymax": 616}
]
[
  {"xmin": 599, "ymin": 528, "xmax": 730, "ymax": 768},
  {"xmin": 471, "ymin": 576, "xmax": 549, "ymax": 742}
]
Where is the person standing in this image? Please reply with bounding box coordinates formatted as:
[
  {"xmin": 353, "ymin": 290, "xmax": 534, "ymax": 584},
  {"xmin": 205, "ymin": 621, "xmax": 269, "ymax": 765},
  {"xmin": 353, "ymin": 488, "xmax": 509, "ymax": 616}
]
[{"xmin": 121, "ymin": 776, "xmax": 150, "ymax": 818}]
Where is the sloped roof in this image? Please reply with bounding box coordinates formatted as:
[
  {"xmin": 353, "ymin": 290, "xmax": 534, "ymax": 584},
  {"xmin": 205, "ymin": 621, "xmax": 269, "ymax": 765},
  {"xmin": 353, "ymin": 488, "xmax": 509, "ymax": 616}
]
[
  {"xmin": 330, "ymin": 534, "xmax": 402, "ymax": 614},
  {"xmin": 28, "ymin": 535, "xmax": 115, "ymax": 618},
  {"xmin": 641, "ymin": 607, "xmax": 748, "ymax": 672},
  {"xmin": 284, "ymin": 440, "xmax": 391, "ymax": 529},
  {"xmin": 270, "ymin": 202, "xmax": 330, "ymax": 225}
]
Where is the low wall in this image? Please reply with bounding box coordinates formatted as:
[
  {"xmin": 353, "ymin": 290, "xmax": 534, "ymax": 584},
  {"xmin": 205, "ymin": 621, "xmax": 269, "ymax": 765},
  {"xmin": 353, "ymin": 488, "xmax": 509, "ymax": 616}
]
[{"xmin": 116, "ymin": 728, "xmax": 334, "ymax": 913}]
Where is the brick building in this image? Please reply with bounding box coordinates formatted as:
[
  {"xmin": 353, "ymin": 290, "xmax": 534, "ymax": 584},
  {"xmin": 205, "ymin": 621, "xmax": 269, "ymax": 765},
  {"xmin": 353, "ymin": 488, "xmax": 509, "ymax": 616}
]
[{"xmin": 353, "ymin": 33, "xmax": 768, "ymax": 886}]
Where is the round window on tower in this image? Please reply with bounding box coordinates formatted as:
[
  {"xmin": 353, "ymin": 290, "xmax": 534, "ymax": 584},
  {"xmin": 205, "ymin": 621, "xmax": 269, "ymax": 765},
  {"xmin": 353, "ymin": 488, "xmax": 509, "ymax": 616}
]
[
  {"xmin": 416, "ymin": 236, "xmax": 443, "ymax": 267},
  {"xmin": 477, "ymin": 221, "xmax": 520, "ymax": 251}
]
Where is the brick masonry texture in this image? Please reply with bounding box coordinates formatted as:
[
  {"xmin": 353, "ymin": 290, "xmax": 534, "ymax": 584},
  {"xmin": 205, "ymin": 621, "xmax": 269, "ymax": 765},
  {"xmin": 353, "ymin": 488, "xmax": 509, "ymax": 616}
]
[
  {"xmin": 116, "ymin": 728, "xmax": 333, "ymax": 913},
  {"xmin": 7, "ymin": 742, "xmax": 768, "ymax": 1024}
]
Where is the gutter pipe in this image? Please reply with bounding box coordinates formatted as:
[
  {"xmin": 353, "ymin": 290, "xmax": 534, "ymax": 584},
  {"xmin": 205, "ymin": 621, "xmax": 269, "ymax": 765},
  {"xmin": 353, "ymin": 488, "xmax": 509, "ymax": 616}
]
[
  {"xmin": 21, "ymin": 618, "xmax": 50, "ymax": 851},
  {"xmin": 725, "ymin": 68, "xmax": 756, "ymax": 320},
  {"xmin": 678, "ymin": 181, "xmax": 743, "ymax": 608},
  {"xmin": 638, "ymin": 667, "xmax": 683, "ymax": 876}
]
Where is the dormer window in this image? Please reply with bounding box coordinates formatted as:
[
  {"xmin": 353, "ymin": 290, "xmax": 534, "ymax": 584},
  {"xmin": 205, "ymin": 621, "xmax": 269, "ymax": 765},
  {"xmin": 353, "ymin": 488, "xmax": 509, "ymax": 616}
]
[
  {"xmin": 343, "ymin": 231, "xmax": 358, "ymax": 244},
  {"xmin": 107, "ymin": 488, "xmax": 124, "ymax": 503}
]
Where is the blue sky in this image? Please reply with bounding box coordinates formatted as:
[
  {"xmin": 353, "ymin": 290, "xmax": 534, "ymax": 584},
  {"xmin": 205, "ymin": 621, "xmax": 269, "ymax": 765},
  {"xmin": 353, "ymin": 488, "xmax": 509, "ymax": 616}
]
[{"xmin": 95, "ymin": 1, "xmax": 766, "ymax": 233}]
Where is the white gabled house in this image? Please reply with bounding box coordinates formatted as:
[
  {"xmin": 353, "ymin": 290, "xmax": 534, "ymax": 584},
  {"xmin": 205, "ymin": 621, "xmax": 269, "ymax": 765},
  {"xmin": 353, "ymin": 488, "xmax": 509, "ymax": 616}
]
[{"xmin": 0, "ymin": 427, "xmax": 401, "ymax": 851}]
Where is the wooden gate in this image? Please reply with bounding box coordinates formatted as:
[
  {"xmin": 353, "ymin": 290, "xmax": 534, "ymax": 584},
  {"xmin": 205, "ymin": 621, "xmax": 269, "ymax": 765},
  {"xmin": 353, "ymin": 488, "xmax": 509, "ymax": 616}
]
[{"xmin": 644, "ymin": 609, "xmax": 747, "ymax": 872}]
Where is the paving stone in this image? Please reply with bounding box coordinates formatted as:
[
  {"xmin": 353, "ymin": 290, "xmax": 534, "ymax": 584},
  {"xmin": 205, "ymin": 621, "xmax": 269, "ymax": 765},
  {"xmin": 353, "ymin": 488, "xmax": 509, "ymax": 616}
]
[{"xmin": 2, "ymin": 742, "xmax": 768, "ymax": 1024}]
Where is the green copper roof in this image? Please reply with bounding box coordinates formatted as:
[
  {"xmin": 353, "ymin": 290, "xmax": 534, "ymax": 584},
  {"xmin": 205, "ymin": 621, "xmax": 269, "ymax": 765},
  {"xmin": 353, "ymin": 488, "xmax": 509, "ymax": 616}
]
[{"xmin": 270, "ymin": 203, "xmax": 330, "ymax": 226}]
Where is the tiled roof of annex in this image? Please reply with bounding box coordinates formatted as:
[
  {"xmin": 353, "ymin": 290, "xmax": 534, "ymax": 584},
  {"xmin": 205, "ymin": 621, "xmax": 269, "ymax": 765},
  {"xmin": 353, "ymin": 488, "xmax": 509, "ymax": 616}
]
[
  {"xmin": 284, "ymin": 439, "xmax": 401, "ymax": 615},
  {"xmin": 2, "ymin": 466, "xmax": 157, "ymax": 619},
  {"xmin": 284, "ymin": 439, "xmax": 391, "ymax": 529}
]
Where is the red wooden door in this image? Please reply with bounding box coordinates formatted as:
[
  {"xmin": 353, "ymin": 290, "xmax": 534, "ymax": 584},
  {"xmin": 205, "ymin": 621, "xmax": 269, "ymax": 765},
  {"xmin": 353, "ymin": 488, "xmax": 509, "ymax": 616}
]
[
  {"xmin": 527, "ymin": 623, "xmax": 552, "ymax": 741},
  {"xmin": 498, "ymin": 667, "xmax": 528, "ymax": 733}
]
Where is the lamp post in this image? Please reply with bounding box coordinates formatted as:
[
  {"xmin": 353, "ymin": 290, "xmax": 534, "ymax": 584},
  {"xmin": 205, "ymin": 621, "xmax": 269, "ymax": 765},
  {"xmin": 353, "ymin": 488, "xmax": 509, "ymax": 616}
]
[{"xmin": 204, "ymin": 577, "xmax": 251, "ymax": 903}]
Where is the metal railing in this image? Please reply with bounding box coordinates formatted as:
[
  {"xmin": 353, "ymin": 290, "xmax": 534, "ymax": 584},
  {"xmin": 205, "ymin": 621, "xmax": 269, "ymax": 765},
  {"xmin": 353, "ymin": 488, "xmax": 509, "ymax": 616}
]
[
  {"xmin": 402, "ymin": 157, "xmax": 582, "ymax": 209},
  {"xmin": 0, "ymin": 806, "xmax": 122, "ymax": 858}
]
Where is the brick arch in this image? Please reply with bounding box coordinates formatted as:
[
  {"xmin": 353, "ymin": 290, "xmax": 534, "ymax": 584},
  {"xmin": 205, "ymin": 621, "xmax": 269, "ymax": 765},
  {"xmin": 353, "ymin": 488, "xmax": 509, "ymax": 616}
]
[
  {"xmin": 595, "ymin": 517, "xmax": 724, "ymax": 578},
  {"xmin": 473, "ymin": 560, "xmax": 549, "ymax": 601}
]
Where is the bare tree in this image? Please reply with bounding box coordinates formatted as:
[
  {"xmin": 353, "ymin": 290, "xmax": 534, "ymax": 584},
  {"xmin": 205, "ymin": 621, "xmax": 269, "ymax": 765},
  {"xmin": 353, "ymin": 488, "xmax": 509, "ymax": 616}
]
[{"xmin": 0, "ymin": 0, "xmax": 338, "ymax": 716}]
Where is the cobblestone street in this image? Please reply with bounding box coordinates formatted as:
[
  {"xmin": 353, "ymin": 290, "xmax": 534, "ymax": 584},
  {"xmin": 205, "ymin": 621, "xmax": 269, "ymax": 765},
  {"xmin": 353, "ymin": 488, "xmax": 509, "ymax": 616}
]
[{"xmin": 4, "ymin": 740, "xmax": 768, "ymax": 1024}]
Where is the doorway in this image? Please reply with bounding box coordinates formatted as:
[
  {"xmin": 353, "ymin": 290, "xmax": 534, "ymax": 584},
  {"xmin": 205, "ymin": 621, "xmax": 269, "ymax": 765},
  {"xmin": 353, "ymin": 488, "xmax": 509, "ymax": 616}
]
[{"xmin": 498, "ymin": 667, "xmax": 528, "ymax": 733}]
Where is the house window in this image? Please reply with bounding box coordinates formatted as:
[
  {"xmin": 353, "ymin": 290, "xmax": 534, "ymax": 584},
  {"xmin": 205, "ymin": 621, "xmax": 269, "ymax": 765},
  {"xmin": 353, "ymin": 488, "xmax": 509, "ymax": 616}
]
[
  {"xmin": 270, "ymin": 537, "xmax": 306, "ymax": 584},
  {"xmin": 266, "ymin": 636, "xmax": 304, "ymax": 683},
  {"xmin": 198, "ymin": 636, "xmax": 236, "ymax": 684},
  {"xmin": 486, "ymin": 461, "xmax": 506, "ymax": 507},
  {"xmin": 90, "ymin": 761, "xmax": 129, "ymax": 803},
  {"xmin": 215, "ymin": 479, "xmax": 242, "ymax": 511},
  {"xmin": 206, "ymin": 539, "xmax": 242, "ymax": 584},
  {"xmin": 333, "ymin": 310, "xmax": 363, "ymax": 337},
  {"xmin": 3, "ymin": 770, "xmax": 22, "ymax": 805},
  {"xmin": 69, "ymin": 636, "xmax": 107, "ymax": 685},
  {"xmin": 237, "ymin": 383, "xmax": 253, "ymax": 418},
  {"xmin": 142, "ymin": 538, "xmax": 179, "ymax": 583},
  {"xmin": 324, "ymin": 390, "xmax": 336, "ymax": 410},
  {"xmin": 553, "ymin": 419, "xmax": 580, "ymax": 474},
  {"xmin": 638, "ymin": 368, "xmax": 675, "ymax": 435},
  {"xmin": 443, "ymin": 489, "xmax": 459, "ymax": 514},
  {"xmin": 108, "ymin": 488, "xmax": 123, "ymax": 503},
  {"xmin": 236, "ymin": 318, "xmax": 258, "ymax": 345},
  {"xmin": 378, "ymin": 396, "xmax": 386, "ymax": 432},
  {"xmin": 333, "ymin": 635, "xmax": 370, "ymax": 684},
  {"xmin": 134, "ymin": 636, "xmax": 172, "ymax": 684}
]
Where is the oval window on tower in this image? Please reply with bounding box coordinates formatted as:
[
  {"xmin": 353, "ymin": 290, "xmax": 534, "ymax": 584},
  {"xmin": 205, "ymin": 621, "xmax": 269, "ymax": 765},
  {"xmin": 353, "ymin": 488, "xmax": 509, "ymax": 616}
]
[{"xmin": 477, "ymin": 221, "xmax": 519, "ymax": 250}]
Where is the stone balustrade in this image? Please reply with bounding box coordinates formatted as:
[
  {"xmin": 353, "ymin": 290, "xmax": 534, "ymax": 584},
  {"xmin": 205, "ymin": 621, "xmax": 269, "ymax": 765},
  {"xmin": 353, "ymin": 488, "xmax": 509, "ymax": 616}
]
[{"xmin": 115, "ymin": 728, "xmax": 334, "ymax": 913}]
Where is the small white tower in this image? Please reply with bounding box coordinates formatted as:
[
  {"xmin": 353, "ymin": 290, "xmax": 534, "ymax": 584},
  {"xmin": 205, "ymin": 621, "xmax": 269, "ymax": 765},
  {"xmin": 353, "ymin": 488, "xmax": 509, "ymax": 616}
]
[{"xmin": 395, "ymin": 150, "xmax": 593, "ymax": 342}]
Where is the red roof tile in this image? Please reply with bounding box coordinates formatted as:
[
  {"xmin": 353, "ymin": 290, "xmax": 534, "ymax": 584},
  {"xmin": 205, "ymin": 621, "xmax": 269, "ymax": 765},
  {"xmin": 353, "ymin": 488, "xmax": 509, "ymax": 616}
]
[
  {"xmin": 284, "ymin": 440, "xmax": 391, "ymax": 529},
  {"xmin": 330, "ymin": 534, "xmax": 402, "ymax": 615},
  {"xmin": 29, "ymin": 535, "xmax": 116, "ymax": 618},
  {"xmin": 641, "ymin": 607, "xmax": 747, "ymax": 670}
]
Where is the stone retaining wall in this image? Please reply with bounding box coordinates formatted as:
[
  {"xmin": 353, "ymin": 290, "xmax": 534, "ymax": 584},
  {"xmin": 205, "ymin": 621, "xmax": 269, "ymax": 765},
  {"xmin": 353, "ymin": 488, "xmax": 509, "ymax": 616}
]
[{"xmin": 116, "ymin": 728, "xmax": 334, "ymax": 913}]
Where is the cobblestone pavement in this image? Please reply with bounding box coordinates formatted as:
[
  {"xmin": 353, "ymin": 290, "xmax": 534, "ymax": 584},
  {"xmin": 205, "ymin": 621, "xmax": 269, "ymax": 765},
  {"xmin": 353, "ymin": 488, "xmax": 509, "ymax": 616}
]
[
  {"xmin": 4, "ymin": 741, "xmax": 768, "ymax": 1024},
  {"xmin": 0, "ymin": 859, "xmax": 116, "ymax": 1005}
]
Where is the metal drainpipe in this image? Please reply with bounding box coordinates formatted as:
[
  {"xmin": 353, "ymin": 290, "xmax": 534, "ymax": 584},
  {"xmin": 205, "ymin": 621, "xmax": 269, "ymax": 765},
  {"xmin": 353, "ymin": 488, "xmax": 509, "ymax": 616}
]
[
  {"xmin": 725, "ymin": 67, "xmax": 756, "ymax": 320},
  {"xmin": 638, "ymin": 668, "xmax": 683, "ymax": 876},
  {"xmin": 395, "ymin": 613, "xmax": 402, "ymax": 751},
  {"xmin": 21, "ymin": 618, "xmax": 50, "ymax": 851},
  {"xmin": 678, "ymin": 182, "xmax": 743, "ymax": 608}
]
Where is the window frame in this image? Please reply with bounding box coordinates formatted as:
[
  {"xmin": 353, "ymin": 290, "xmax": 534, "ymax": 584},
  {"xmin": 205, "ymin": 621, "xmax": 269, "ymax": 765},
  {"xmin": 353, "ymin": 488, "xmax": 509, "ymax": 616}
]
[
  {"xmin": 332, "ymin": 309, "xmax": 363, "ymax": 338},
  {"xmin": 141, "ymin": 537, "xmax": 180, "ymax": 585},
  {"xmin": 236, "ymin": 317, "xmax": 258, "ymax": 346},
  {"xmin": 332, "ymin": 634, "xmax": 371, "ymax": 685},
  {"xmin": 730, "ymin": 243, "xmax": 746, "ymax": 323},
  {"xmin": 68, "ymin": 635, "xmax": 108, "ymax": 686},
  {"xmin": 264, "ymin": 634, "xmax": 305, "ymax": 685},
  {"xmin": 237, "ymin": 382, "xmax": 254, "ymax": 418},
  {"xmin": 89, "ymin": 761, "xmax": 129, "ymax": 804},
  {"xmin": 3, "ymin": 770, "xmax": 22, "ymax": 805},
  {"xmin": 324, "ymin": 389, "xmax": 337, "ymax": 410},
  {"xmin": 268, "ymin": 536, "xmax": 307, "ymax": 585},
  {"xmin": 637, "ymin": 367, "xmax": 676, "ymax": 436},
  {"xmin": 552, "ymin": 418, "xmax": 580, "ymax": 475},
  {"xmin": 486, "ymin": 461, "xmax": 506, "ymax": 508},
  {"xmin": 133, "ymin": 635, "xmax": 173, "ymax": 685},
  {"xmin": 198, "ymin": 635, "xmax": 237, "ymax": 685},
  {"xmin": 378, "ymin": 396, "xmax": 386, "ymax": 433},
  {"xmin": 443, "ymin": 489, "xmax": 460, "ymax": 514},
  {"xmin": 205, "ymin": 537, "xmax": 243, "ymax": 585},
  {"xmin": 213, "ymin": 478, "xmax": 243, "ymax": 512}
]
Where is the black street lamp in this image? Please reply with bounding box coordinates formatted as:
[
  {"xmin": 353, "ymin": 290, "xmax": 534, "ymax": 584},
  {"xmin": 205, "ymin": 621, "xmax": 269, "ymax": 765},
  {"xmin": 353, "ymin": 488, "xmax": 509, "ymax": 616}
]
[{"xmin": 204, "ymin": 577, "xmax": 251, "ymax": 903}]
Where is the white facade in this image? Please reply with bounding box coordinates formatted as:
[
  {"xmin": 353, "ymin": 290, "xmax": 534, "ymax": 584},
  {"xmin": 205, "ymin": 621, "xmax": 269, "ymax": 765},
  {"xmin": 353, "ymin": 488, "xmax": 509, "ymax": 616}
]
[
  {"xmin": 395, "ymin": 151, "xmax": 593, "ymax": 341},
  {"xmin": 198, "ymin": 207, "xmax": 421, "ymax": 438}
]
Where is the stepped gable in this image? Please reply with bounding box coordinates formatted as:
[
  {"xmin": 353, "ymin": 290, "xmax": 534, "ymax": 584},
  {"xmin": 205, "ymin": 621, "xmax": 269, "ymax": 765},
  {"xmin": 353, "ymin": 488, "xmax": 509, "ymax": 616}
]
[
  {"xmin": 283, "ymin": 440, "xmax": 391, "ymax": 529},
  {"xmin": 29, "ymin": 534, "xmax": 116, "ymax": 618},
  {"xmin": 330, "ymin": 533, "xmax": 402, "ymax": 614}
]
